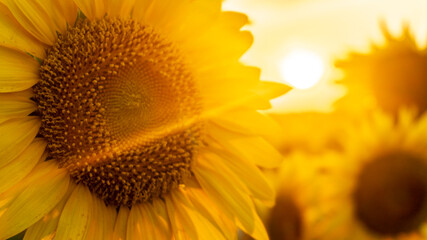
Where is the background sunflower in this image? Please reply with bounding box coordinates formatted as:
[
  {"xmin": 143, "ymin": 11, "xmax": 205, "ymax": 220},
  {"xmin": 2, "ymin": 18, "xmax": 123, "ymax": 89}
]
[{"xmin": 335, "ymin": 24, "xmax": 427, "ymax": 115}]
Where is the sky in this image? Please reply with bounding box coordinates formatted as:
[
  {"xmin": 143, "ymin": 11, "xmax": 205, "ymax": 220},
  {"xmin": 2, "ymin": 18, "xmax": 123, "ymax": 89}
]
[{"xmin": 223, "ymin": 0, "xmax": 427, "ymax": 113}]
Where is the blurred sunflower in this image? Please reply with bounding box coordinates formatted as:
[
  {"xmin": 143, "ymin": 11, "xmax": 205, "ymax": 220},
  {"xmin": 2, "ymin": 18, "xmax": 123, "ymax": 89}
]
[
  {"xmin": 335, "ymin": 23, "xmax": 427, "ymax": 115},
  {"xmin": 240, "ymin": 151, "xmax": 338, "ymax": 240},
  {"xmin": 0, "ymin": 1, "xmax": 289, "ymax": 239},
  {"xmin": 312, "ymin": 110, "xmax": 427, "ymax": 239}
]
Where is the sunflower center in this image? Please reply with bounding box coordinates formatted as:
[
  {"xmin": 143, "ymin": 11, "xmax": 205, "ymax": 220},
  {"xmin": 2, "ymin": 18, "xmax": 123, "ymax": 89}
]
[
  {"xmin": 266, "ymin": 193, "xmax": 304, "ymax": 240},
  {"xmin": 353, "ymin": 152, "xmax": 427, "ymax": 236},
  {"xmin": 33, "ymin": 17, "xmax": 202, "ymax": 207}
]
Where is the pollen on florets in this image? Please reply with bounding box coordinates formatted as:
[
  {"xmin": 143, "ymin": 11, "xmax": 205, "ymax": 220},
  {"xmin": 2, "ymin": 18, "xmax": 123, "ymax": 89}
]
[{"xmin": 33, "ymin": 17, "xmax": 202, "ymax": 207}]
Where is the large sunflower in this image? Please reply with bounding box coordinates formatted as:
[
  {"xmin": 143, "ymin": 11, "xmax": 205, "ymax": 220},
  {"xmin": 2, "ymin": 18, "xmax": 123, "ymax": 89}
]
[
  {"xmin": 311, "ymin": 110, "xmax": 427, "ymax": 239},
  {"xmin": 0, "ymin": 1, "xmax": 289, "ymax": 239},
  {"xmin": 335, "ymin": 24, "xmax": 427, "ymax": 115}
]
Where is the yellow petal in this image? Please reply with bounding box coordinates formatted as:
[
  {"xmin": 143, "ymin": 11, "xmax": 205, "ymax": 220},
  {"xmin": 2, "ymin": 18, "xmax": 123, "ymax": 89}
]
[
  {"xmin": 53, "ymin": 0, "xmax": 78, "ymax": 27},
  {"xmin": 0, "ymin": 164, "xmax": 69, "ymax": 239},
  {"xmin": 102, "ymin": 204, "xmax": 117, "ymax": 240},
  {"xmin": 185, "ymin": 185, "xmax": 237, "ymax": 240},
  {"xmin": 0, "ymin": 117, "xmax": 40, "ymax": 168},
  {"xmin": 194, "ymin": 154, "xmax": 268, "ymax": 240},
  {"xmin": 24, "ymin": 184, "xmax": 75, "ymax": 240},
  {"xmin": 138, "ymin": 0, "xmax": 221, "ymax": 42},
  {"xmin": 55, "ymin": 184, "xmax": 93, "ymax": 240},
  {"xmin": 0, "ymin": 46, "xmax": 40, "ymax": 93},
  {"xmin": 139, "ymin": 199, "xmax": 172, "ymax": 240},
  {"xmin": 126, "ymin": 205, "xmax": 144, "ymax": 240},
  {"xmin": 73, "ymin": 0, "xmax": 105, "ymax": 21},
  {"xmin": 0, "ymin": 3, "xmax": 45, "ymax": 58},
  {"xmin": 2, "ymin": 0, "xmax": 75, "ymax": 45},
  {"xmin": 212, "ymin": 110, "xmax": 284, "ymax": 148},
  {"xmin": 208, "ymin": 148, "xmax": 275, "ymax": 206},
  {"xmin": 85, "ymin": 196, "xmax": 104, "ymax": 240},
  {"xmin": 85, "ymin": 197, "xmax": 101, "ymax": 240},
  {"xmin": 183, "ymin": 11, "xmax": 250, "ymax": 64},
  {"xmin": 85, "ymin": 196, "xmax": 116, "ymax": 240},
  {"xmin": 192, "ymin": 31, "xmax": 253, "ymax": 67},
  {"xmin": 201, "ymin": 81, "xmax": 290, "ymax": 118},
  {"xmin": 165, "ymin": 190, "xmax": 198, "ymax": 240},
  {"xmin": 0, "ymin": 138, "xmax": 46, "ymax": 194},
  {"xmin": 103, "ymin": 203, "xmax": 117, "ymax": 239},
  {"xmin": 131, "ymin": 0, "xmax": 154, "ymax": 22},
  {"xmin": 112, "ymin": 207, "xmax": 129, "ymax": 240},
  {"xmin": 198, "ymin": 64, "xmax": 259, "ymax": 90},
  {"xmin": 252, "ymin": 81, "xmax": 292, "ymax": 103},
  {"xmin": 198, "ymin": 65, "xmax": 260, "ymax": 108},
  {"xmin": 0, "ymin": 90, "xmax": 36, "ymax": 119},
  {"xmin": 206, "ymin": 123, "xmax": 283, "ymax": 168},
  {"xmin": 170, "ymin": 188, "xmax": 228, "ymax": 240},
  {"xmin": 104, "ymin": 0, "xmax": 135, "ymax": 18},
  {"xmin": 0, "ymin": 161, "xmax": 58, "ymax": 204},
  {"xmin": 220, "ymin": 11, "xmax": 249, "ymax": 30}
]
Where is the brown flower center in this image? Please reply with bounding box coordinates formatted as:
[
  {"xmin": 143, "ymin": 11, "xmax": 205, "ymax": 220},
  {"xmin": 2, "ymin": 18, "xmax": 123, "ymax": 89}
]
[
  {"xmin": 267, "ymin": 193, "xmax": 303, "ymax": 240},
  {"xmin": 353, "ymin": 151, "xmax": 427, "ymax": 236},
  {"xmin": 33, "ymin": 17, "xmax": 202, "ymax": 207}
]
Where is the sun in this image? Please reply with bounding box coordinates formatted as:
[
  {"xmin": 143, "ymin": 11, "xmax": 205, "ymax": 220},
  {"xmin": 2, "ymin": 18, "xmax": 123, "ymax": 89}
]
[{"xmin": 279, "ymin": 49, "xmax": 325, "ymax": 89}]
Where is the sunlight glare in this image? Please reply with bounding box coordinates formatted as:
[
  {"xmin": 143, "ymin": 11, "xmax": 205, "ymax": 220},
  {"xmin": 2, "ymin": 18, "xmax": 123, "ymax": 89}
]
[{"xmin": 279, "ymin": 49, "xmax": 325, "ymax": 89}]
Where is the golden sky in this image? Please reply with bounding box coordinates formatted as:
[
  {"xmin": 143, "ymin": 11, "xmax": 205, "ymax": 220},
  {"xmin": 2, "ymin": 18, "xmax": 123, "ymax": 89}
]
[{"xmin": 223, "ymin": 0, "xmax": 427, "ymax": 113}]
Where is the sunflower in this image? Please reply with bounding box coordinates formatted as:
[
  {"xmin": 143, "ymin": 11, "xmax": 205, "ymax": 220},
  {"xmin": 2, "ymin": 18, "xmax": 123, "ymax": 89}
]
[
  {"xmin": 335, "ymin": 23, "xmax": 427, "ymax": 115},
  {"xmin": 240, "ymin": 151, "xmax": 339, "ymax": 240},
  {"xmin": 0, "ymin": 1, "xmax": 290, "ymax": 239},
  {"xmin": 311, "ymin": 110, "xmax": 427, "ymax": 240}
]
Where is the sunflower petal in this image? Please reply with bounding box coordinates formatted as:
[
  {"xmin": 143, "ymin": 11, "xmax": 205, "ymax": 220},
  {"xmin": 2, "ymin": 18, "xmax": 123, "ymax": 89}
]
[
  {"xmin": 126, "ymin": 205, "xmax": 144, "ymax": 240},
  {"xmin": 53, "ymin": 0, "xmax": 78, "ymax": 27},
  {"xmin": 2, "ymin": 0, "xmax": 71, "ymax": 45},
  {"xmin": 185, "ymin": 185, "xmax": 237, "ymax": 240},
  {"xmin": 0, "ymin": 117, "xmax": 40, "ymax": 168},
  {"xmin": 207, "ymin": 123, "xmax": 283, "ymax": 168},
  {"xmin": 86, "ymin": 196, "xmax": 113, "ymax": 240},
  {"xmin": 0, "ymin": 161, "xmax": 57, "ymax": 205},
  {"xmin": 133, "ymin": 0, "xmax": 221, "ymax": 42},
  {"xmin": 73, "ymin": 0, "xmax": 105, "ymax": 21},
  {"xmin": 0, "ymin": 164, "xmax": 69, "ymax": 239},
  {"xmin": 0, "ymin": 90, "xmax": 36, "ymax": 119},
  {"xmin": 220, "ymin": 11, "xmax": 249, "ymax": 30},
  {"xmin": 0, "ymin": 3, "xmax": 45, "ymax": 58},
  {"xmin": 140, "ymin": 199, "xmax": 172, "ymax": 240},
  {"xmin": 194, "ymin": 154, "xmax": 269, "ymax": 240},
  {"xmin": 165, "ymin": 190, "xmax": 198, "ymax": 240},
  {"xmin": 252, "ymin": 81, "xmax": 292, "ymax": 103},
  {"xmin": 23, "ymin": 184, "xmax": 75, "ymax": 240},
  {"xmin": 212, "ymin": 110, "xmax": 284, "ymax": 147},
  {"xmin": 210, "ymin": 148, "xmax": 275, "ymax": 206},
  {"xmin": 198, "ymin": 65, "xmax": 260, "ymax": 109},
  {"xmin": 0, "ymin": 46, "xmax": 40, "ymax": 93},
  {"xmin": 130, "ymin": 200, "xmax": 172, "ymax": 240},
  {"xmin": 104, "ymin": 0, "xmax": 135, "ymax": 18},
  {"xmin": 112, "ymin": 207, "xmax": 129, "ymax": 240},
  {"xmin": 173, "ymin": 188, "xmax": 230, "ymax": 240},
  {"xmin": 0, "ymin": 138, "xmax": 46, "ymax": 194},
  {"xmin": 102, "ymin": 204, "xmax": 117, "ymax": 240},
  {"xmin": 55, "ymin": 184, "xmax": 93, "ymax": 240},
  {"xmin": 0, "ymin": 163, "xmax": 50, "ymax": 217}
]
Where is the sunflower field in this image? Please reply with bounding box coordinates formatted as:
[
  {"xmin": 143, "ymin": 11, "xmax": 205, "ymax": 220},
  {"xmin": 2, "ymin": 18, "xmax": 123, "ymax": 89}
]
[{"xmin": 1, "ymin": 0, "xmax": 427, "ymax": 240}]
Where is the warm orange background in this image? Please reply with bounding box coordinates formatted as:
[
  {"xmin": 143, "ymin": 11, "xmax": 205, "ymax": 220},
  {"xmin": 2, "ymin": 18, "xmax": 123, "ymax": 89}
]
[{"xmin": 223, "ymin": 0, "xmax": 427, "ymax": 113}]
